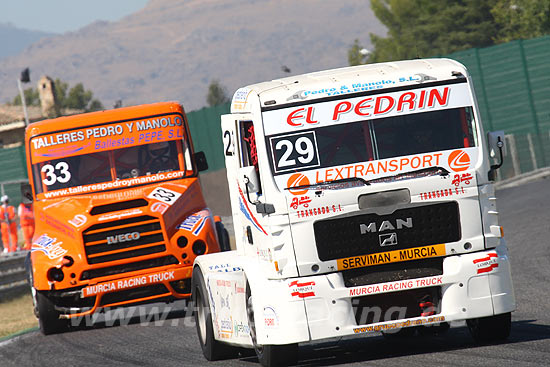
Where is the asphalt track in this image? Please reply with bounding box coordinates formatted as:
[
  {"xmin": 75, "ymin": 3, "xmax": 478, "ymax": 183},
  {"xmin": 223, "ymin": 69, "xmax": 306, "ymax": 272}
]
[{"xmin": 1, "ymin": 177, "xmax": 549, "ymax": 367}]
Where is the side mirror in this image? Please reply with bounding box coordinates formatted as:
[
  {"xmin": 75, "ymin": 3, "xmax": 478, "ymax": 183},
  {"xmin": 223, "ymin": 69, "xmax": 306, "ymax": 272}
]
[
  {"xmin": 487, "ymin": 131, "xmax": 506, "ymax": 180},
  {"xmin": 239, "ymin": 166, "xmax": 260, "ymax": 195},
  {"xmin": 20, "ymin": 182, "xmax": 33, "ymax": 203},
  {"xmin": 488, "ymin": 131, "xmax": 507, "ymax": 158},
  {"xmin": 194, "ymin": 151, "xmax": 208, "ymax": 172},
  {"xmin": 238, "ymin": 166, "xmax": 275, "ymax": 215}
]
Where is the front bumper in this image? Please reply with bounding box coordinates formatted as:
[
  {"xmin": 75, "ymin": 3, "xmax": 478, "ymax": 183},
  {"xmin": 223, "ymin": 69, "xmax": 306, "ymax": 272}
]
[
  {"xmin": 58, "ymin": 266, "xmax": 193, "ymax": 319},
  {"xmin": 256, "ymin": 244, "xmax": 515, "ymax": 344}
]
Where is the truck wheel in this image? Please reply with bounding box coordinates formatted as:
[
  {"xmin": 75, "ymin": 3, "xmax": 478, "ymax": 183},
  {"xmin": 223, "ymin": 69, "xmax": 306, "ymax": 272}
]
[
  {"xmin": 246, "ymin": 284, "xmax": 298, "ymax": 367},
  {"xmin": 26, "ymin": 260, "xmax": 39, "ymax": 318},
  {"xmin": 215, "ymin": 221, "xmax": 231, "ymax": 252},
  {"xmin": 35, "ymin": 291, "xmax": 69, "ymax": 335},
  {"xmin": 192, "ymin": 267, "xmax": 236, "ymax": 360},
  {"xmin": 467, "ymin": 312, "xmax": 511, "ymax": 343}
]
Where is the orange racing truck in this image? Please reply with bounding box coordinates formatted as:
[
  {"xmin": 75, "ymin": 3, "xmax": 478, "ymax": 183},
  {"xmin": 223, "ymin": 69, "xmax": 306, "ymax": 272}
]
[{"xmin": 22, "ymin": 102, "xmax": 230, "ymax": 334}]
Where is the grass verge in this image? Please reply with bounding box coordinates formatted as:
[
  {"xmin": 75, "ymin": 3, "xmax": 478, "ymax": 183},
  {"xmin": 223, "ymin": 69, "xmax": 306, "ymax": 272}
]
[{"xmin": 0, "ymin": 293, "xmax": 38, "ymax": 339}]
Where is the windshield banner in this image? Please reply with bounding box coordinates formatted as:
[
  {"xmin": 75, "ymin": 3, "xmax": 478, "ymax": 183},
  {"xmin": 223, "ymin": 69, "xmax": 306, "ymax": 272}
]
[
  {"xmin": 277, "ymin": 147, "xmax": 479, "ymax": 194},
  {"xmin": 30, "ymin": 114, "xmax": 185, "ymax": 164},
  {"xmin": 262, "ymin": 83, "xmax": 472, "ymax": 135}
]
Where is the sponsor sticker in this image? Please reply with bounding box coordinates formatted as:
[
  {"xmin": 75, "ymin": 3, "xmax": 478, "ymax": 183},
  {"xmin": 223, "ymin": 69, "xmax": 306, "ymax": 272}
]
[
  {"xmin": 98, "ymin": 208, "xmax": 143, "ymax": 221},
  {"xmin": 337, "ymin": 244, "xmax": 446, "ymax": 271},
  {"xmin": 286, "ymin": 173, "xmax": 310, "ymax": 196},
  {"xmin": 148, "ymin": 186, "xmax": 182, "ymax": 205},
  {"xmin": 349, "ymin": 276, "xmax": 444, "ymax": 297},
  {"xmin": 234, "ymin": 321, "xmax": 250, "ymax": 337},
  {"xmin": 31, "ymin": 234, "xmax": 68, "ymax": 260},
  {"xmin": 232, "ymin": 87, "xmax": 252, "ymax": 111},
  {"xmin": 419, "ymin": 187, "xmax": 465, "ymax": 201},
  {"xmin": 289, "ymin": 280, "xmax": 316, "ymax": 298},
  {"xmin": 448, "ymin": 150, "xmax": 470, "ymax": 172},
  {"xmin": 263, "ymin": 83, "xmax": 471, "ymax": 136},
  {"xmin": 68, "ymin": 214, "xmax": 87, "ymax": 227},
  {"xmin": 263, "ymin": 306, "xmax": 279, "ymax": 328},
  {"xmin": 296, "ymin": 204, "xmax": 343, "ymax": 218},
  {"xmin": 150, "ymin": 201, "xmax": 169, "ymax": 214},
  {"xmin": 208, "ymin": 263, "xmax": 242, "ymax": 273},
  {"xmin": 82, "ymin": 269, "xmax": 176, "ymax": 297},
  {"xmin": 290, "ymin": 195, "xmax": 312, "ymax": 209},
  {"xmin": 177, "ymin": 209, "xmax": 210, "ymax": 235},
  {"xmin": 473, "ymin": 252, "xmax": 499, "ymax": 274},
  {"xmin": 353, "ymin": 316, "xmax": 446, "ymax": 334}
]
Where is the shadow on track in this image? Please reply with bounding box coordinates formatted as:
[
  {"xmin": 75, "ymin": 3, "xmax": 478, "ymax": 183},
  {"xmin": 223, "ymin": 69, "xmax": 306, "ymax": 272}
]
[{"xmin": 235, "ymin": 319, "xmax": 550, "ymax": 366}]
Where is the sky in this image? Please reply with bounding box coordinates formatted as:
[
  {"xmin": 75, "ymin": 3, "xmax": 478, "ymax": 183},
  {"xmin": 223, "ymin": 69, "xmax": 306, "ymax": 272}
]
[{"xmin": 0, "ymin": 0, "xmax": 149, "ymax": 33}]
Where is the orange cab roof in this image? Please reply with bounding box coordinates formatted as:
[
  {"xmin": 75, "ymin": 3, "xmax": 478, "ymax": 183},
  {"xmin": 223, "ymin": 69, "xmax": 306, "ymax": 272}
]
[{"xmin": 26, "ymin": 101, "xmax": 184, "ymax": 139}]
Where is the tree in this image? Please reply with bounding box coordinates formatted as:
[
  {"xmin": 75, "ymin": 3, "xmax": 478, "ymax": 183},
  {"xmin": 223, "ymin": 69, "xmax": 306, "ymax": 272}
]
[
  {"xmin": 53, "ymin": 78, "xmax": 69, "ymax": 109},
  {"xmin": 11, "ymin": 88, "xmax": 40, "ymax": 106},
  {"xmin": 11, "ymin": 79, "xmax": 103, "ymax": 112},
  {"xmin": 348, "ymin": 39, "xmax": 370, "ymax": 66},
  {"xmin": 492, "ymin": 0, "xmax": 550, "ymax": 43},
  {"xmin": 206, "ymin": 80, "xmax": 230, "ymax": 107},
  {"xmin": 361, "ymin": 0, "xmax": 499, "ymax": 63}
]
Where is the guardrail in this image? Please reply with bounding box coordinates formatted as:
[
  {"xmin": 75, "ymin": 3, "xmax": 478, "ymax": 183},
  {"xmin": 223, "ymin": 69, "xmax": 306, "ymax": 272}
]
[{"xmin": 0, "ymin": 251, "xmax": 29, "ymax": 301}]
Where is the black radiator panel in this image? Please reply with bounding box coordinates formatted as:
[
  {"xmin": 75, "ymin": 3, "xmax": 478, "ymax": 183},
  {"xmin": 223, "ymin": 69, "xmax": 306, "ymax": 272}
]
[{"xmin": 314, "ymin": 202, "xmax": 460, "ymax": 261}]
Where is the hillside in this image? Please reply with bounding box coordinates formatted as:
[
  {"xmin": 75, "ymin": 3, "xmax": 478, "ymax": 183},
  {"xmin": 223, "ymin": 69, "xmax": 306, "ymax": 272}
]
[
  {"xmin": 0, "ymin": 0, "xmax": 384, "ymax": 110},
  {"xmin": 0, "ymin": 23, "xmax": 53, "ymax": 59}
]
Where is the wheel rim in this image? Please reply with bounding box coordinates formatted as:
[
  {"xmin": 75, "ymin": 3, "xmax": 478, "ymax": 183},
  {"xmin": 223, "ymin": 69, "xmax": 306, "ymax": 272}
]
[{"xmin": 196, "ymin": 290, "xmax": 207, "ymax": 343}]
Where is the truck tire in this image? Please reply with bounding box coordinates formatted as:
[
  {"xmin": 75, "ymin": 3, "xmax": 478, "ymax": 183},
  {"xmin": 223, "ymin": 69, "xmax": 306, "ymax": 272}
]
[
  {"xmin": 192, "ymin": 267, "xmax": 237, "ymax": 360},
  {"xmin": 25, "ymin": 258, "xmax": 39, "ymax": 318},
  {"xmin": 215, "ymin": 221, "xmax": 231, "ymax": 252},
  {"xmin": 467, "ymin": 312, "xmax": 511, "ymax": 343},
  {"xmin": 246, "ymin": 283, "xmax": 298, "ymax": 367},
  {"xmin": 35, "ymin": 291, "xmax": 69, "ymax": 335}
]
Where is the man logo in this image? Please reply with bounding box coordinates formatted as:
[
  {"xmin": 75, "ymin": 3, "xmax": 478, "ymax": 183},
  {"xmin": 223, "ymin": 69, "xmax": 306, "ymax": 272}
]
[
  {"xmin": 448, "ymin": 150, "xmax": 470, "ymax": 172},
  {"xmin": 286, "ymin": 173, "xmax": 310, "ymax": 196},
  {"xmin": 379, "ymin": 233, "xmax": 398, "ymax": 247},
  {"xmin": 360, "ymin": 218, "xmax": 412, "ymax": 234}
]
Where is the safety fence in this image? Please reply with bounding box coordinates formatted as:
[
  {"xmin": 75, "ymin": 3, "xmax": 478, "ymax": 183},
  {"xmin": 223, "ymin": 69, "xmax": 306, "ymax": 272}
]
[
  {"xmin": 0, "ymin": 252, "xmax": 28, "ymax": 301},
  {"xmin": 497, "ymin": 130, "xmax": 550, "ymax": 181}
]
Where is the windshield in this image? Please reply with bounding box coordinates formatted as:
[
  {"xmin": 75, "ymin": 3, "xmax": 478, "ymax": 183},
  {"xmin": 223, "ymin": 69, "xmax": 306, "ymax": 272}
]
[
  {"xmin": 29, "ymin": 113, "xmax": 194, "ymax": 198},
  {"xmin": 267, "ymin": 106, "xmax": 477, "ymax": 175},
  {"xmin": 32, "ymin": 140, "xmax": 192, "ymax": 197}
]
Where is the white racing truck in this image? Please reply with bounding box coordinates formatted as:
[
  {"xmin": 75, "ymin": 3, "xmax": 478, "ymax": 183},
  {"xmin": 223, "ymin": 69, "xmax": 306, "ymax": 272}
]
[{"xmin": 191, "ymin": 59, "xmax": 515, "ymax": 366}]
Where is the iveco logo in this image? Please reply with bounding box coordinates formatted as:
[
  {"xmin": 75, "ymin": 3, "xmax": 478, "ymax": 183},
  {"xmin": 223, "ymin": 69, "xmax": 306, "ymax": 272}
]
[
  {"xmin": 360, "ymin": 217, "xmax": 413, "ymax": 234},
  {"xmin": 107, "ymin": 232, "xmax": 140, "ymax": 245}
]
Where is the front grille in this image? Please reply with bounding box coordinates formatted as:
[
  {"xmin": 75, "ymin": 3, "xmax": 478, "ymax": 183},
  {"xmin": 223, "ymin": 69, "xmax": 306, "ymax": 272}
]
[
  {"xmin": 352, "ymin": 286, "xmax": 441, "ymax": 325},
  {"xmin": 90, "ymin": 199, "xmax": 148, "ymax": 215},
  {"xmin": 82, "ymin": 215, "xmax": 166, "ymax": 265},
  {"xmin": 100, "ymin": 284, "xmax": 169, "ymax": 306},
  {"xmin": 343, "ymin": 257, "xmax": 443, "ymax": 287},
  {"xmin": 80, "ymin": 256, "xmax": 179, "ymax": 280},
  {"xmin": 314, "ymin": 202, "xmax": 460, "ymax": 261}
]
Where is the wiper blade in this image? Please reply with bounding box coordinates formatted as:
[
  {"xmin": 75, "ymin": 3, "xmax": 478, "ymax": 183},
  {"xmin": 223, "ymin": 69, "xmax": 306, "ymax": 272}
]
[
  {"xmin": 285, "ymin": 177, "xmax": 369, "ymax": 191},
  {"xmin": 367, "ymin": 166, "xmax": 450, "ymax": 184}
]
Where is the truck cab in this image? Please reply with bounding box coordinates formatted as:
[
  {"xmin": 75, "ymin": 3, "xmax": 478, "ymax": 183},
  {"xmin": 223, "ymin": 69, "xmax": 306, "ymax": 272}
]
[
  {"xmin": 191, "ymin": 59, "xmax": 515, "ymax": 366},
  {"xmin": 24, "ymin": 102, "xmax": 229, "ymax": 334}
]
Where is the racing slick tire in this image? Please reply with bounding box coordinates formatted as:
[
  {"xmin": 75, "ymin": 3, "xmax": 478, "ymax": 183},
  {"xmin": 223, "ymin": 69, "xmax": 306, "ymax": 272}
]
[
  {"xmin": 35, "ymin": 290, "xmax": 69, "ymax": 335},
  {"xmin": 215, "ymin": 221, "xmax": 231, "ymax": 252},
  {"xmin": 246, "ymin": 283, "xmax": 298, "ymax": 367},
  {"xmin": 467, "ymin": 312, "xmax": 512, "ymax": 343}
]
